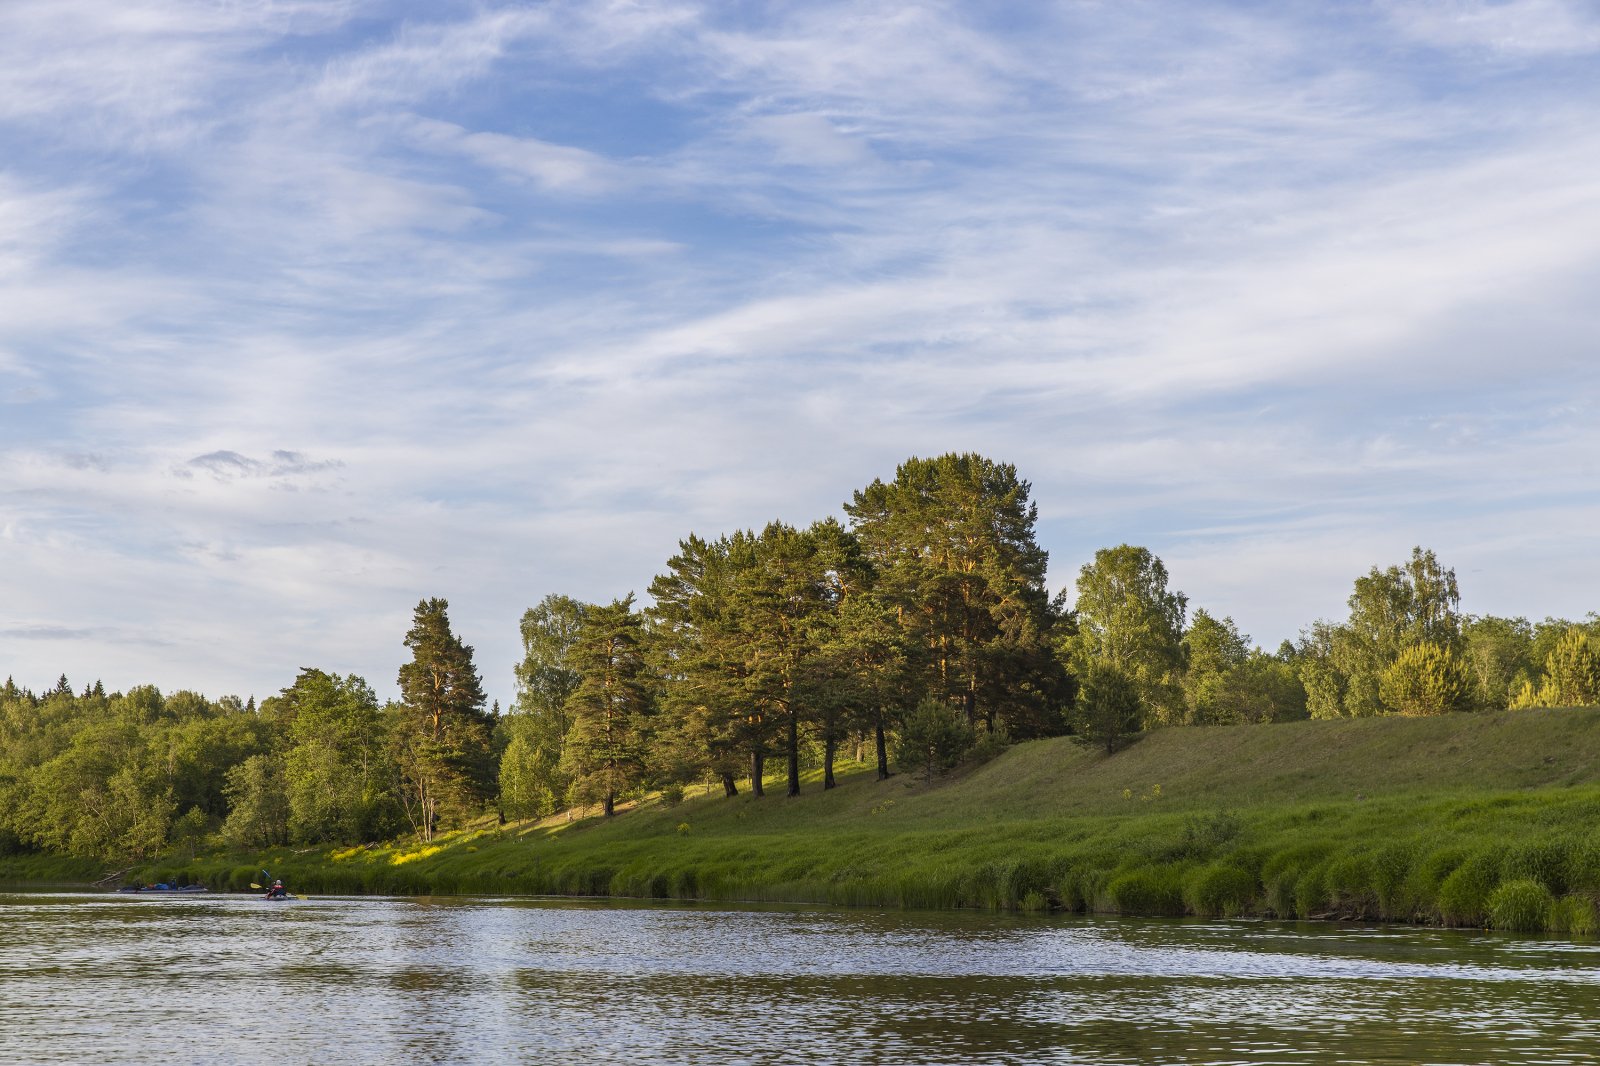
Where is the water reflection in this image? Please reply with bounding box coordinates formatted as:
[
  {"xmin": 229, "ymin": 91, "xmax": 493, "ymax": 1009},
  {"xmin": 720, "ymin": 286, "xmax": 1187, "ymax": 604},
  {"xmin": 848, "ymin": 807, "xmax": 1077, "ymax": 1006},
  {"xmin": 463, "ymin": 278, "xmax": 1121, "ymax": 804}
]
[{"xmin": 2, "ymin": 892, "xmax": 1597, "ymax": 1064}]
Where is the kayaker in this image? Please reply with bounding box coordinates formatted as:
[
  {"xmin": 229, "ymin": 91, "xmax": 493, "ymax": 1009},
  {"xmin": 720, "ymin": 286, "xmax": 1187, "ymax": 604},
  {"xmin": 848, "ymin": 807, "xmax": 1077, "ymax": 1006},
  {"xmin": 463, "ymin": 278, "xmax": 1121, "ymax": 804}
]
[{"xmin": 264, "ymin": 879, "xmax": 289, "ymax": 899}]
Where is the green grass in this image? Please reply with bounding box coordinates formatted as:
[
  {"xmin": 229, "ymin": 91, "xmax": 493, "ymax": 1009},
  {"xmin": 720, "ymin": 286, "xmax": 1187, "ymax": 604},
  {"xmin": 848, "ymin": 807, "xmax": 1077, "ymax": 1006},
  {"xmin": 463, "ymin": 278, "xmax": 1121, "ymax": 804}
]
[
  {"xmin": 139, "ymin": 707, "xmax": 1600, "ymax": 934},
  {"xmin": 0, "ymin": 852, "xmax": 111, "ymax": 885}
]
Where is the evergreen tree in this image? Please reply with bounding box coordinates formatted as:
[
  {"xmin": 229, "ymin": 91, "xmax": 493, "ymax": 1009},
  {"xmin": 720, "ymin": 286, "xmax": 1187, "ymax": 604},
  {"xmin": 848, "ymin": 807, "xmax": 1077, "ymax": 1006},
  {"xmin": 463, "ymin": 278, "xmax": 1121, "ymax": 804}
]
[
  {"xmin": 731, "ymin": 520, "xmax": 853, "ymax": 798},
  {"xmin": 894, "ymin": 699, "xmax": 973, "ymax": 783},
  {"xmin": 648, "ymin": 533, "xmax": 756, "ymax": 797},
  {"xmin": 1512, "ymin": 629, "xmax": 1600, "ymax": 708},
  {"xmin": 1182, "ymin": 609, "xmax": 1250, "ymax": 724},
  {"xmin": 561, "ymin": 596, "xmax": 653, "ymax": 816},
  {"xmin": 1075, "ymin": 662, "xmax": 1143, "ymax": 753},
  {"xmin": 845, "ymin": 453, "xmax": 1058, "ymax": 734},
  {"xmin": 392, "ymin": 598, "xmax": 492, "ymax": 840},
  {"xmin": 1379, "ymin": 642, "xmax": 1474, "ymax": 716}
]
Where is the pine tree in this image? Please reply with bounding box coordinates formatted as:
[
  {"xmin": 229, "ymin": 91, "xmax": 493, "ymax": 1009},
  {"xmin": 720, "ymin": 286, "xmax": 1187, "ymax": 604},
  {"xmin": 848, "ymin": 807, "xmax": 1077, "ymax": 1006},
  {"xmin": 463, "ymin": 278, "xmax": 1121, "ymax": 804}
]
[
  {"xmin": 845, "ymin": 453, "xmax": 1058, "ymax": 735},
  {"xmin": 392, "ymin": 598, "xmax": 492, "ymax": 840},
  {"xmin": 1379, "ymin": 642, "xmax": 1474, "ymax": 716},
  {"xmin": 561, "ymin": 596, "xmax": 653, "ymax": 816},
  {"xmin": 648, "ymin": 534, "xmax": 756, "ymax": 797}
]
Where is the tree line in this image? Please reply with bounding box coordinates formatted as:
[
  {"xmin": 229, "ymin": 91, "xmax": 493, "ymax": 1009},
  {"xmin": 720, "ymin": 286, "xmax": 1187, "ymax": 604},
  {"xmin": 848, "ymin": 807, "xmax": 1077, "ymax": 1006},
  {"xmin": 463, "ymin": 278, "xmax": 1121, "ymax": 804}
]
[{"xmin": 3, "ymin": 453, "xmax": 1598, "ymax": 862}]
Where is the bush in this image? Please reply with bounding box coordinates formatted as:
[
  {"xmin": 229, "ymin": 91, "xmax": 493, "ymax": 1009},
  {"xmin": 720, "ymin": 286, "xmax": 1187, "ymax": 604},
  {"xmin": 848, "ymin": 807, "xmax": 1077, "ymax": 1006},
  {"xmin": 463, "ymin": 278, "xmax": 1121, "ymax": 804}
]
[
  {"xmin": 1176, "ymin": 809, "xmax": 1242, "ymax": 860},
  {"xmin": 1294, "ymin": 862, "xmax": 1330, "ymax": 918},
  {"xmin": 1264, "ymin": 868, "xmax": 1300, "ymax": 918},
  {"xmin": 1184, "ymin": 863, "xmax": 1256, "ymax": 917},
  {"xmin": 1370, "ymin": 843, "xmax": 1417, "ymax": 919},
  {"xmin": 1563, "ymin": 832, "xmax": 1600, "ymax": 892},
  {"xmin": 1075, "ymin": 664, "xmax": 1142, "ymax": 753},
  {"xmin": 1487, "ymin": 878, "xmax": 1554, "ymax": 932},
  {"xmin": 964, "ymin": 727, "xmax": 1012, "ymax": 768},
  {"xmin": 1405, "ymin": 846, "xmax": 1469, "ymax": 906},
  {"xmin": 1502, "ymin": 839, "xmax": 1568, "ymax": 893},
  {"xmin": 895, "ymin": 700, "xmax": 975, "ymax": 782},
  {"xmin": 1323, "ymin": 854, "xmax": 1377, "ymax": 918},
  {"xmin": 1058, "ymin": 864, "xmax": 1111, "ymax": 913},
  {"xmin": 1106, "ymin": 866, "xmax": 1187, "ymax": 916},
  {"xmin": 1380, "ymin": 642, "xmax": 1473, "ymax": 716},
  {"xmin": 1547, "ymin": 895, "xmax": 1599, "ymax": 936},
  {"xmin": 1437, "ymin": 851, "xmax": 1501, "ymax": 926}
]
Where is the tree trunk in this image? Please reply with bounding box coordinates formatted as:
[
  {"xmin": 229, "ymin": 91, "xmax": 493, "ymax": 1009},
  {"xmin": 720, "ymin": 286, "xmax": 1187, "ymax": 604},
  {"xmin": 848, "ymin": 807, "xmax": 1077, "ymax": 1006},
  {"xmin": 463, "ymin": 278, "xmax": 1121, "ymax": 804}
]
[
  {"xmin": 603, "ymin": 791, "xmax": 615, "ymax": 817},
  {"xmin": 875, "ymin": 716, "xmax": 889, "ymax": 780},
  {"xmin": 720, "ymin": 772, "xmax": 738, "ymax": 797},
  {"xmin": 751, "ymin": 751, "xmax": 765, "ymax": 797},
  {"xmin": 786, "ymin": 714, "xmax": 800, "ymax": 797},
  {"xmin": 824, "ymin": 735, "xmax": 836, "ymax": 789},
  {"xmin": 963, "ymin": 688, "xmax": 976, "ymax": 728}
]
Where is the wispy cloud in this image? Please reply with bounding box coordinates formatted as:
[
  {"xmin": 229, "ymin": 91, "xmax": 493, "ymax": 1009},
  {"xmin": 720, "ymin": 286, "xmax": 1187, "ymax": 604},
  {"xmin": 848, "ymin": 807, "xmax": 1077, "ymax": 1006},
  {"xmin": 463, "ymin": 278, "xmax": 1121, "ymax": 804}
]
[
  {"xmin": 177, "ymin": 449, "xmax": 344, "ymax": 483},
  {"xmin": 2, "ymin": 0, "xmax": 1597, "ymax": 702},
  {"xmin": 1383, "ymin": 0, "xmax": 1600, "ymax": 57}
]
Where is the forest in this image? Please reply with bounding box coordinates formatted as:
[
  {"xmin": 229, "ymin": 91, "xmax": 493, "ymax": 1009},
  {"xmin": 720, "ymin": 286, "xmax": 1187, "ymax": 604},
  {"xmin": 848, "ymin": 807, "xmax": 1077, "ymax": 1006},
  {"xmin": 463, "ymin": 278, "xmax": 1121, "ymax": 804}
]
[{"xmin": 3, "ymin": 453, "xmax": 1598, "ymax": 864}]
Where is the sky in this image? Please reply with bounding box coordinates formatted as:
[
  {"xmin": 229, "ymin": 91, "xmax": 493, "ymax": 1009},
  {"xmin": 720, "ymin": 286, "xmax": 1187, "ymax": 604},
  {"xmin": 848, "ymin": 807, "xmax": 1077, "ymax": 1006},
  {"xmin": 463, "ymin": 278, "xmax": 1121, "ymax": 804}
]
[{"xmin": 2, "ymin": 0, "xmax": 1598, "ymax": 709}]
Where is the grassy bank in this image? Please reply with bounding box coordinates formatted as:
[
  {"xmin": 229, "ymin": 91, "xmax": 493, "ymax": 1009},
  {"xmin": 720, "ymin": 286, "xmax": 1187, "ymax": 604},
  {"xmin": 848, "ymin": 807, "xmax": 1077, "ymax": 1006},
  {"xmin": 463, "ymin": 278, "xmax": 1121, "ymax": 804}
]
[
  {"xmin": 146, "ymin": 708, "xmax": 1600, "ymax": 933},
  {"xmin": 0, "ymin": 852, "xmax": 112, "ymax": 886}
]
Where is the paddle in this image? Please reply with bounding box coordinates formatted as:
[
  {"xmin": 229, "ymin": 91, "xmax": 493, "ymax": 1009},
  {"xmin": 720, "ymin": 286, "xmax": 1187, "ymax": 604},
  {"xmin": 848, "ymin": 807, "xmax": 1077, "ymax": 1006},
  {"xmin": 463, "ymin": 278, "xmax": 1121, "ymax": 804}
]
[{"xmin": 252, "ymin": 869, "xmax": 309, "ymax": 900}]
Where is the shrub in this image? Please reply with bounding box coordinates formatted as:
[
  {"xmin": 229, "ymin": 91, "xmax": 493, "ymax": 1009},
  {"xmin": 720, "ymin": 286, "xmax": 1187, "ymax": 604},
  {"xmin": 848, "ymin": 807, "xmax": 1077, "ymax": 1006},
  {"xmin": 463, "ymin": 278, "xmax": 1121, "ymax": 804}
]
[
  {"xmin": 1405, "ymin": 846, "xmax": 1469, "ymax": 907},
  {"xmin": 894, "ymin": 700, "xmax": 974, "ymax": 782},
  {"xmin": 1106, "ymin": 866, "xmax": 1187, "ymax": 916},
  {"xmin": 1437, "ymin": 851, "xmax": 1501, "ymax": 926},
  {"xmin": 964, "ymin": 727, "xmax": 1012, "ymax": 768},
  {"xmin": 1502, "ymin": 839, "xmax": 1569, "ymax": 894},
  {"xmin": 1563, "ymin": 832, "xmax": 1600, "ymax": 892},
  {"xmin": 1264, "ymin": 868, "xmax": 1300, "ymax": 918},
  {"xmin": 1380, "ymin": 642, "xmax": 1473, "ymax": 716},
  {"xmin": 1487, "ymin": 878, "xmax": 1554, "ymax": 933},
  {"xmin": 1059, "ymin": 864, "xmax": 1111, "ymax": 913},
  {"xmin": 1075, "ymin": 663, "xmax": 1143, "ymax": 753},
  {"xmin": 1176, "ymin": 809, "xmax": 1242, "ymax": 860},
  {"xmin": 1184, "ymin": 863, "xmax": 1257, "ymax": 917},
  {"xmin": 1370, "ymin": 843, "xmax": 1417, "ymax": 919},
  {"xmin": 1547, "ymin": 895, "xmax": 1599, "ymax": 936},
  {"xmin": 1323, "ymin": 854, "xmax": 1377, "ymax": 918},
  {"xmin": 1294, "ymin": 862, "xmax": 1330, "ymax": 918}
]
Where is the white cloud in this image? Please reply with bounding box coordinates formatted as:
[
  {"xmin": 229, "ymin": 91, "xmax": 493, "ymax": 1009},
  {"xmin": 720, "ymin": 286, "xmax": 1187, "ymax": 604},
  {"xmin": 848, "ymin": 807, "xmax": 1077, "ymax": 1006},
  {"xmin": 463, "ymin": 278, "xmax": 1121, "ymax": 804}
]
[
  {"xmin": 745, "ymin": 113, "xmax": 877, "ymax": 168},
  {"xmin": 400, "ymin": 116, "xmax": 622, "ymax": 192},
  {"xmin": 3, "ymin": 0, "xmax": 1600, "ymax": 704},
  {"xmin": 1383, "ymin": 0, "xmax": 1600, "ymax": 57}
]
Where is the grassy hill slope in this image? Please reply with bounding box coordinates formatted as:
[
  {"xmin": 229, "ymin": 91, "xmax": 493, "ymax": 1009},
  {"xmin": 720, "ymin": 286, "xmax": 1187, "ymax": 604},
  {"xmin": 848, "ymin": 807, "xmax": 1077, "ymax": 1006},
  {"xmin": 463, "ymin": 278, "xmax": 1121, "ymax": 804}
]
[{"xmin": 159, "ymin": 708, "xmax": 1600, "ymax": 934}]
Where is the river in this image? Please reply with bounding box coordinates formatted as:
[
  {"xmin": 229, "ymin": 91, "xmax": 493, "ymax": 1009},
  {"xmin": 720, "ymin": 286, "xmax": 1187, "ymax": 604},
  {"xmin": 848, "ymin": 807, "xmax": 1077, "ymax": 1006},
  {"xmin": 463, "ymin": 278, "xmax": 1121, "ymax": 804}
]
[{"xmin": 2, "ymin": 891, "xmax": 1597, "ymax": 1064}]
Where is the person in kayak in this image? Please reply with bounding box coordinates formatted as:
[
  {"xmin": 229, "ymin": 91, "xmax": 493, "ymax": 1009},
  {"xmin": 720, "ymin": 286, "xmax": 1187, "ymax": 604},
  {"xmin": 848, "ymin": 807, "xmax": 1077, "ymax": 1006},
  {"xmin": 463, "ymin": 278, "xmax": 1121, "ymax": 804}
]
[{"xmin": 264, "ymin": 879, "xmax": 289, "ymax": 899}]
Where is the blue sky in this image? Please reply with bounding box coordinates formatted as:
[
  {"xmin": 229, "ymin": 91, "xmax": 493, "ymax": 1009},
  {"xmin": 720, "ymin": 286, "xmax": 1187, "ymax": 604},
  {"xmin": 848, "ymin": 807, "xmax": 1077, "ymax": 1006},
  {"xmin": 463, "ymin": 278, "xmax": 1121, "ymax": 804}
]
[{"xmin": 3, "ymin": 0, "xmax": 1598, "ymax": 708}]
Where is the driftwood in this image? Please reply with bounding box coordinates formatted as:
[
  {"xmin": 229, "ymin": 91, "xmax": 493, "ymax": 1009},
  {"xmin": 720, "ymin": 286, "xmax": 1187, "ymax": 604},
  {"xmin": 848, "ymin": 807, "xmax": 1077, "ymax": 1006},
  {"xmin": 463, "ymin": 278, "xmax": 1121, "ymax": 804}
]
[{"xmin": 91, "ymin": 865, "xmax": 135, "ymax": 888}]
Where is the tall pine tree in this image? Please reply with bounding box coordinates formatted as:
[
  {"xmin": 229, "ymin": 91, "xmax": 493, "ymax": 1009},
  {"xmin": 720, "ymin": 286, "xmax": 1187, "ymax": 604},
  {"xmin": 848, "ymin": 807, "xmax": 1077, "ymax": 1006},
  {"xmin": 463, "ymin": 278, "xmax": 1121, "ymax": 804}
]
[
  {"xmin": 845, "ymin": 453, "xmax": 1061, "ymax": 735},
  {"xmin": 392, "ymin": 598, "xmax": 492, "ymax": 841},
  {"xmin": 561, "ymin": 596, "xmax": 653, "ymax": 816}
]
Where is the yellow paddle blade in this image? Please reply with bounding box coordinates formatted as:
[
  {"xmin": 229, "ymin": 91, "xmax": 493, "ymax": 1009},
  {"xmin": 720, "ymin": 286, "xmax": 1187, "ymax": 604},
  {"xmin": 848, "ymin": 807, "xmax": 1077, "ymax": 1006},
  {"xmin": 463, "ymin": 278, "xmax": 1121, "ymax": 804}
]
[{"xmin": 250, "ymin": 883, "xmax": 261, "ymax": 889}]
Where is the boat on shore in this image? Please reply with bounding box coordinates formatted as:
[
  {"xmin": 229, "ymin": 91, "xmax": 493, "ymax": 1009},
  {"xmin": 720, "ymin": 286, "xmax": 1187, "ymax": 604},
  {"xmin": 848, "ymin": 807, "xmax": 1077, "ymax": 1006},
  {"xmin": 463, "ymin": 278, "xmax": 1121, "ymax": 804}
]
[{"xmin": 115, "ymin": 883, "xmax": 210, "ymax": 894}]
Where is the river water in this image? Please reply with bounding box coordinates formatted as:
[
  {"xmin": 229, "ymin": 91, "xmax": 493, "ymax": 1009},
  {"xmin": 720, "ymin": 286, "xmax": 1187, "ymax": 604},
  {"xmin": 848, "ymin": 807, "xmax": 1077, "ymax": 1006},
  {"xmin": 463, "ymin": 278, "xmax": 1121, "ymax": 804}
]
[{"xmin": 2, "ymin": 891, "xmax": 1598, "ymax": 1065}]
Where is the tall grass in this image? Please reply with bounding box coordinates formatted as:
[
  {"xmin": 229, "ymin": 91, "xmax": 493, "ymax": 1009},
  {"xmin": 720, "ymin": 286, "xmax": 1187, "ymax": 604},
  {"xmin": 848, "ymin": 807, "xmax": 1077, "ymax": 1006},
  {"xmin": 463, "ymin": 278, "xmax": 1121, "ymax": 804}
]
[{"xmin": 123, "ymin": 708, "xmax": 1600, "ymax": 937}]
